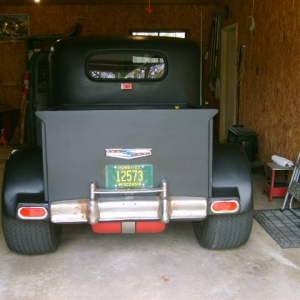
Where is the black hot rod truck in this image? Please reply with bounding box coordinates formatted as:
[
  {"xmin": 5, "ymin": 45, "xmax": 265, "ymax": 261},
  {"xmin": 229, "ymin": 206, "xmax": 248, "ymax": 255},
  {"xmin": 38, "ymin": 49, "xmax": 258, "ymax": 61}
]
[{"xmin": 1, "ymin": 35, "xmax": 253, "ymax": 254}]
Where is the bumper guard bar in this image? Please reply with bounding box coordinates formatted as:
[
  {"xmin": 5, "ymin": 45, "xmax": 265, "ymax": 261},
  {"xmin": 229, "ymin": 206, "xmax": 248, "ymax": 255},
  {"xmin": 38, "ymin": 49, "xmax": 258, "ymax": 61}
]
[{"xmin": 88, "ymin": 179, "xmax": 170, "ymax": 225}]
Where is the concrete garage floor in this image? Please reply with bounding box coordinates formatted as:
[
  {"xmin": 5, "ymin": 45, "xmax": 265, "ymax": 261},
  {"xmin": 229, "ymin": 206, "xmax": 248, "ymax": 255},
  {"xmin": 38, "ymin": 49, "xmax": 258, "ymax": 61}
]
[{"xmin": 0, "ymin": 145, "xmax": 300, "ymax": 300}]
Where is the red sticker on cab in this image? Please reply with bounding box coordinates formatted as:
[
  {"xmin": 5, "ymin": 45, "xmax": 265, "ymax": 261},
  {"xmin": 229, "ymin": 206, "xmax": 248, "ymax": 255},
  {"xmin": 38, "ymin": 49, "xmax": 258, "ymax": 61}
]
[{"xmin": 121, "ymin": 83, "xmax": 133, "ymax": 90}]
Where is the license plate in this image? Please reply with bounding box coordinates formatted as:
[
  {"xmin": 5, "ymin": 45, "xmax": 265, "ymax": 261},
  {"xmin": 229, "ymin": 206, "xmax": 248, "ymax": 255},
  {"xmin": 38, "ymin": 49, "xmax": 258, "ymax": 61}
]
[{"xmin": 106, "ymin": 164, "xmax": 153, "ymax": 189}]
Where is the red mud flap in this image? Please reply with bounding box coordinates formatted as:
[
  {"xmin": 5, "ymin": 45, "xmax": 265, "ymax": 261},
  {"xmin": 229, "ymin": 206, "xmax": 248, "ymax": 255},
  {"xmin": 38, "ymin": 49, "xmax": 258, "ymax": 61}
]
[{"xmin": 92, "ymin": 222, "xmax": 166, "ymax": 233}]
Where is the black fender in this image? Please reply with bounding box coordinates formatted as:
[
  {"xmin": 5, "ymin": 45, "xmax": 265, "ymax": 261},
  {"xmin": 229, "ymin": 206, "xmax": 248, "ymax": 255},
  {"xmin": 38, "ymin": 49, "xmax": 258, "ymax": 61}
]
[
  {"xmin": 211, "ymin": 143, "xmax": 253, "ymax": 213},
  {"xmin": 1, "ymin": 146, "xmax": 45, "ymax": 217}
]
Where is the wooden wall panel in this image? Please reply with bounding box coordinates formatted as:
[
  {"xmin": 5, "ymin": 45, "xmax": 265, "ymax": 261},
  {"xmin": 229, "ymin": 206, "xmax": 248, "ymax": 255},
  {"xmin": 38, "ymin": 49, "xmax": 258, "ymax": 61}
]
[
  {"xmin": 221, "ymin": 0, "xmax": 300, "ymax": 163},
  {"xmin": 0, "ymin": 5, "xmax": 217, "ymax": 38},
  {"xmin": 0, "ymin": 4, "xmax": 217, "ymax": 110},
  {"xmin": 0, "ymin": 40, "xmax": 25, "ymax": 108}
]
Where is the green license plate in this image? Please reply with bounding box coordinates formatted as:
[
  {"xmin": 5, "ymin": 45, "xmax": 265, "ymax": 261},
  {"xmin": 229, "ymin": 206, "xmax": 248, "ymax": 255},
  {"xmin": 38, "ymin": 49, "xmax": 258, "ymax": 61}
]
[{"xmin": 105, "ymin": 164, "xmax": 153, "ymax": 189}]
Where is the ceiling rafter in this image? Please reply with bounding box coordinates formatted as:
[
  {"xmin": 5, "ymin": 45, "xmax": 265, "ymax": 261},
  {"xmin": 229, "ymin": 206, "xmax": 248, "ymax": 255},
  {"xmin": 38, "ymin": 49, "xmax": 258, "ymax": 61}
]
[{"xmin": 0, "ymin": 0, "xmax": 220, "ymax": 6}]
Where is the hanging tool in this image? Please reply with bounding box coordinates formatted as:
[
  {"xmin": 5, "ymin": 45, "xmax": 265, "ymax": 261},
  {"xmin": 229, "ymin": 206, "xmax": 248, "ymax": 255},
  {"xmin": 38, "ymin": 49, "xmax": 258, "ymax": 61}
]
[
  {"xmin": 214, "ymin": 14, "xmax": 222, "ymax": 99},
  {"xmin": 207, "ymin": 13, "xmax": 222, "ymax": 96},
  {"xmin": 9, "ymin": 72, "xmax": 29, "ymax": 145}
]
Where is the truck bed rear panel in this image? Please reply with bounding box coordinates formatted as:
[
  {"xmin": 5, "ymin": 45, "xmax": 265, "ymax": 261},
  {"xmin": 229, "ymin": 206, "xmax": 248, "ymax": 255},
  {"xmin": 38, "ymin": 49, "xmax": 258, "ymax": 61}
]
[{"xmin": 37, "ymin": 108, "xmax": 217, "ymax": 202}]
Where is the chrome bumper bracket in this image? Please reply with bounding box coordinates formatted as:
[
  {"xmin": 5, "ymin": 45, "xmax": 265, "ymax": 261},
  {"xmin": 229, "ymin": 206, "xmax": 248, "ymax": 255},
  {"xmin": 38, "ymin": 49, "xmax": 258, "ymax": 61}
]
[{"xmin": 89, "ymin": 178, "xmax": 170, "ymax": 224}]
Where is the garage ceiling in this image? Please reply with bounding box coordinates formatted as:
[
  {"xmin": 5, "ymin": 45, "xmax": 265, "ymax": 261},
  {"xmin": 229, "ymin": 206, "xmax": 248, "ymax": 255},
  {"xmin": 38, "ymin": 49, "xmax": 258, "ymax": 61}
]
[{"xmin": 0, "ymin": 0, "xmax": 220, "ymax": 6}]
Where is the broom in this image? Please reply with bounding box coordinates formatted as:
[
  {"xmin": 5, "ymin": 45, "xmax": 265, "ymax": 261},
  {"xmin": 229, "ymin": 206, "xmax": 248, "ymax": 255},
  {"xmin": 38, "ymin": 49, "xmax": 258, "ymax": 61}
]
[{"xmin": 9, "ymin": 92, "xmax": 27, "ymax": 146}]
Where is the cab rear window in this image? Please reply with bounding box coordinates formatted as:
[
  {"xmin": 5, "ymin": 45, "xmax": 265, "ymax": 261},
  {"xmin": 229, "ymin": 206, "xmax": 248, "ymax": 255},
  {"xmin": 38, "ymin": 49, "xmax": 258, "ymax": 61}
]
[{"xmin": 87, "ymin": 52, "xmax": 166, "ymax": 80}]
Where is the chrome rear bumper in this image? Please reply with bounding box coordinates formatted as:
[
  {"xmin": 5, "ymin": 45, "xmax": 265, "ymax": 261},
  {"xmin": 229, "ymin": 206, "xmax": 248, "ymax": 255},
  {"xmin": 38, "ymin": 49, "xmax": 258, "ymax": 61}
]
[{"xmin": 50, "ymin": 179, "xmax": 207, "ymax": 224}]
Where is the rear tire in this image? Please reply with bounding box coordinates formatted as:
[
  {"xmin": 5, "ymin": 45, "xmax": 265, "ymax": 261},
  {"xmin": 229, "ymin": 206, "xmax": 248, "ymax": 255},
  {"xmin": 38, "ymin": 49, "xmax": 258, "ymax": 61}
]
[
  {"xmin": 193, "ymin": 211, "xmax": 253, "ymax": 250},
  {"xmin": 2, "ymin": 214, "xmax": 62, "ymax": 255}
]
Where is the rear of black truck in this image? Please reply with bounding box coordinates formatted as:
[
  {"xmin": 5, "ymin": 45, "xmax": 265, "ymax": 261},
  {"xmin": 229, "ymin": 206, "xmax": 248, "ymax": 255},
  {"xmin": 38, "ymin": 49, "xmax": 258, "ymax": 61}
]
[{"xmin": 1, "ymin": 36, "xmax": 253, "ymax": 254}]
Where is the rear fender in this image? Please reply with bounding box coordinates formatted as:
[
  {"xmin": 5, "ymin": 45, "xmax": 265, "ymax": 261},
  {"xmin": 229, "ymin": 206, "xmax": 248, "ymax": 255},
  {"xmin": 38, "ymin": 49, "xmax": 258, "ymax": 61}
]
[
  {"xmin": 211, "ymin": 143, "xmax": 253, "ymax": 213},
  {"xmin": 1, "ymin": 147, "xmax": 45, "ymax": 217}
]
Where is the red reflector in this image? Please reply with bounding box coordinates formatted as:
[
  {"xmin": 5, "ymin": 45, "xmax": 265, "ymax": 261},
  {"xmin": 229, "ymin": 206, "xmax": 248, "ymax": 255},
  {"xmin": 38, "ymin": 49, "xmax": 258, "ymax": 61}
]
[
  {"xmin": 136, "ymin": 222, "xmax": 166, "ymax": 233},
  {"xmin": 92, "ymin": 222, "xmax": 122, "ymax": 233},
  {"xmin": 121, "ymin": 83, "xmax": 132, "ymax": 90},
  {"xmin": 18, "ymin": 207, "xmax": 47, "ymax": 219},
  {"xmin": 92, "ymin": 222, "xmax": 165, "ymax": 233},
  {"xmin": 211, "ymin": 201, "xmax": 239, "ymax": 212}
]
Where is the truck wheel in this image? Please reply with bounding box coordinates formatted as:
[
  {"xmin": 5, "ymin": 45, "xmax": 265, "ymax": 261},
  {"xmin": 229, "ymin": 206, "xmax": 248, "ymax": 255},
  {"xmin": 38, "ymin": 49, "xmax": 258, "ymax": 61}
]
[
  {"xmin": 2, "ymin": 214, "xmax": 62, "ymax": 255},
  {"xmin": 193, "ymin": 211, "xmax": 253, "ymax": 250}
]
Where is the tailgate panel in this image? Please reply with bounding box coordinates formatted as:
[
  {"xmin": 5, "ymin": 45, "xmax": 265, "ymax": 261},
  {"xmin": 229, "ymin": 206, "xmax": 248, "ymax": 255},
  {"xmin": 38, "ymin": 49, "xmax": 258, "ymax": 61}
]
[{"xmin": 37, "ymin": 109, "xmax": 217, "ymax": 201}]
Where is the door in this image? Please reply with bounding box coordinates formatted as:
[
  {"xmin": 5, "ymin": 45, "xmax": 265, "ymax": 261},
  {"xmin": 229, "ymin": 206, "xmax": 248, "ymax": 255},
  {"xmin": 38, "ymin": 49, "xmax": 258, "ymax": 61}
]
[{"xmin": 219, "ymin": 23, "xmax": 238, "ymax": 142}]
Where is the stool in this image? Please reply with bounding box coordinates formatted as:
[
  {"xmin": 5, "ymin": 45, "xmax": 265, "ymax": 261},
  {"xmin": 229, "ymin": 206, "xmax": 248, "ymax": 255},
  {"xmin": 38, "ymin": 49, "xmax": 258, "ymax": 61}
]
[{"xmin": 263, "ymin": 162, "xmax": 294, "ymax": 201}]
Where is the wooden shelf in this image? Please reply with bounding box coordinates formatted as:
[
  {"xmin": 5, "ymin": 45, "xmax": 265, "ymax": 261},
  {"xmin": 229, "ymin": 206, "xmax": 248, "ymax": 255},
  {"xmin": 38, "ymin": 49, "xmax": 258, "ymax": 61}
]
[{"xmin": 0, "ymin": 36, "xmax": 26, "ymax": 43}]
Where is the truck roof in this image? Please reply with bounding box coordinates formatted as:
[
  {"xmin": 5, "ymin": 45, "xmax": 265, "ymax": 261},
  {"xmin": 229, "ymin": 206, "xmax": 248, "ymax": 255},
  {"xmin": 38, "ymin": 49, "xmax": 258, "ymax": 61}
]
[{"xmin": 48, "ymin": 35, "xmax": 201, "ymax": 109}]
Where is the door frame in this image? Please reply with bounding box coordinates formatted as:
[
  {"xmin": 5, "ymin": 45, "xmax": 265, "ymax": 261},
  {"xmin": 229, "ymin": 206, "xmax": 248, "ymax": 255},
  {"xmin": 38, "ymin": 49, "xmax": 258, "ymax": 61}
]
[{"xmin": 219, "ymin": 23, "xmax": 238, "ymax": 142}]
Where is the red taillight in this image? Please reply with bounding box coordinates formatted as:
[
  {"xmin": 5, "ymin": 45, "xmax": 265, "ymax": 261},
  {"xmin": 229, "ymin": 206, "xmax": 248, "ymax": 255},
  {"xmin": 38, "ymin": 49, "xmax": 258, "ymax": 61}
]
[
  {"xmin": 211, "ymin": 201, "xmax": 239, "ymax": 213},
  {"xmin": 18, "ymin": 207, "xmax": 48, "ymax": 219},
  {"xmin": 92, "ymin": 222, "xmax": 122, "ymax": 233}
]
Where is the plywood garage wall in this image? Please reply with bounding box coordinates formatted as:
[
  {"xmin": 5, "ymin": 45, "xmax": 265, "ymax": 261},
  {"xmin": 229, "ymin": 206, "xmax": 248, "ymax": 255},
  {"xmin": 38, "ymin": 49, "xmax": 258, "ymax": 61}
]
[
  {"xmin": 0, "ymin": 4, "xmax": 218, "ymax": 110},
  {"xmin": 0, "ymin": 5, "xmax": 217, "ymax": 37},
  {"xmin": 221, "ymin": 0, "xmax": 300, "ymax": 163},
  {"xmin": 0, "ymin": 40, "xmax": 25, "ymax": 109}
]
